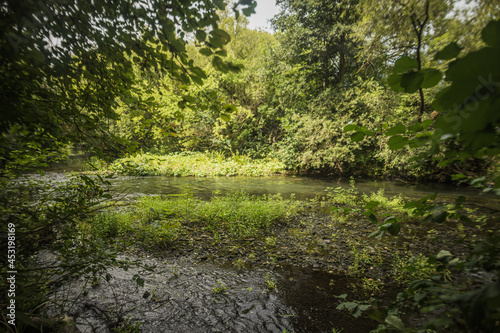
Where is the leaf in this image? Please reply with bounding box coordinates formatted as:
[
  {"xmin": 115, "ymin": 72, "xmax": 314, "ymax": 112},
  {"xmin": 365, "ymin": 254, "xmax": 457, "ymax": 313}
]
[
  {"xmin": 195, "ymin": 30, "xmax": 207, "ymax": 42},
  {"xmin": 211, "ymin": 29, "xmax": 231, "ymax": 45},
  {"xmin": 223, "ymin": 104, "xmax": 237, "ymax": 113},
  {"xmin": 367, "ymin": 213, "xmax": 378, "ymax": 224},
  {"xmin": 343, "ymin": 124, "xmax": 358, "ymax": 132},
  {"xmin": 387, "ymin": 73, "xmax": 404, "ymax": 92},
  {"xmin": 421, "ymin": 68, "xmax": 443, "ymax": 88},
  {"xmin": 343, "ymin": 302, "xmax": 359, "ymax": 310},
  {"xmin": 242, "ymin": 7, "xmax": 256, "ymax": 16},
  {"xmin": 386, "ymin": 123, "xmax": 406, "ymax": 136},
  {"xmin": 212, "ymin": 56, "xmax": 229, "ymax": 73},
  {"xmin": 214, "ymin": 0, "xmax": 225, "ymax": 10},
  {"xmin": 481, "ymin": 19, "xmax": 500, "ymax": 46},
  {"xmin": 216, "ymin": 50, "xmax": 228, "ymax": 57},
  {"xmin": 400, "ymin": 71, "xmax": 424, "ymax": 93},
  {"xmin": 199, "ymin": 48, "xmax": 213, "ymax": 56},
  {"xmin": 220, "ymin": 113, "xmax": 230, "ymax": 122},
  {"xmin": 434, "ymin": 42, "xmax": 462, "ymax": 60},
  {"xmin": 350, "ymin": 131, "xmax": 365, "ymax": 142},
  {"xmin": 393, "ymin": 56, "xmax": 418, "ymax": 74},
  {"xmin": 385, "ymin": 315, "xmax": 406, "ymax": 330},
  {"xmin": 387, "ymin": 221, "xmax": 401, "ymax": 236},
  {"xmin": 365, "ymin": 201, "xmax": 380, "ymax": 210},
  {"xmin": 387, "ymin": 135, "xmax": 408, "ymax": 150},
  {"xmin": 436, "ymin": 250, "xmax": 452, "ymax": 260}
]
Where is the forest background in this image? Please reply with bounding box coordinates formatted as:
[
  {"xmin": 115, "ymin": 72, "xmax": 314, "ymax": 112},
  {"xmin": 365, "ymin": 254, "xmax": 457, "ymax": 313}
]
[
  {"xmin": 2, "ymin": 0, "xmax": 498, "ymax": 181},
  {"xmin": 1, "ymin": 0, "xmax": 500, "ymax": 331}
]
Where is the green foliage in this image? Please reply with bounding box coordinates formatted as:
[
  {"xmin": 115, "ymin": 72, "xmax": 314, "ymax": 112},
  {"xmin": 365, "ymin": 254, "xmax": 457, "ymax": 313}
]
[
  {"xmin": 89, "ymin": 192, "xmax": 298, "ymax": 248},
  {"xmin": 0, "ymin": 175, "xmax": 134, "ymax": 323},
  {"xmin": 107, "ymin": 152, "xmax": 286, "ymax": 177},
  {"xmin": 135, "ymin": 192, "xmax": 297, "ymax": 239},
  {"xmin": 0, "ymin": 0, "xmax": 257, "ymax": 174},
  {"xmin": 340, "ymin": 18, "xmax": 500, "ymax": 333},
  {"xmin": 213, "ymin": 279, "xmax": 228, "ymax": 294}
]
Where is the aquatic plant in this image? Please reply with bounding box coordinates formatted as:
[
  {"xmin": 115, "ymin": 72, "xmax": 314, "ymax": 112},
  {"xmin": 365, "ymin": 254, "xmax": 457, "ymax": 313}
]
[{"xmin": 213, "ymin": 279, "xmax": 228, "ymax": 294}]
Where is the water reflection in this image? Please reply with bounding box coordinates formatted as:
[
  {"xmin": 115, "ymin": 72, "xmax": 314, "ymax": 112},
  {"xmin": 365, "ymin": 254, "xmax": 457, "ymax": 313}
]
[{"xmin": 107, "ymin": 175, "xmax": 500, "ymax": 209}]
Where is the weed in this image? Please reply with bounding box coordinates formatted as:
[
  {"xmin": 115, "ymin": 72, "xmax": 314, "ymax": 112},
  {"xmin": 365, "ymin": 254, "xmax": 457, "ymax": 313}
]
[
  {"xmin": 265, "ymin": 236, "xmax": 277, "ymax": 247},
  {"xmin": 265, "ymin": 273, "xmax": 277, "ymax": 291},
  {"xmin": 213, "ymin": 280, "xmax": 228, "ymax": 294},
  {"xmin": 360, "ymin": 277, "xmax": 383, "ymax": 296},
  {"xmin": 233, "ymin": 258, "xmax": 246, "ymax": 270},
  {"xmin": 111, "ymin": 317, "xmax": 141, "ymax": 333}
]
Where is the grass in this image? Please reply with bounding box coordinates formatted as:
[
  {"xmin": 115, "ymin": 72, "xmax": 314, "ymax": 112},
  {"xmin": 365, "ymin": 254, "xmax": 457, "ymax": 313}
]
[
  {"xmin": 85, "ymin": 192, "xmax": 299, "ymax": 249},
  {"xmin": 94, "ymin": 151, "xmax": 287, "ymax": 177}
]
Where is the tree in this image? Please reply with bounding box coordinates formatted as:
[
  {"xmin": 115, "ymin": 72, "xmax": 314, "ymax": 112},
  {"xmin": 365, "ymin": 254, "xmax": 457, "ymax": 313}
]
[
  {"xmin": 0, "ymin": 0, "xmax": 256, "ymax": 176},
  {"xmin": 355, "ymin": 0, "xmax": 500, "ymax": 122},
  {"xmin": 272, "ymin": 0, "xmax": 359, "ymax": 92}
]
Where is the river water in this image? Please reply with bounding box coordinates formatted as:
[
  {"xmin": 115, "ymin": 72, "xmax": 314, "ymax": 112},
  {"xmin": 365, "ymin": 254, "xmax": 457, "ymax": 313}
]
[{"xmin": 40, "ymin": 159, "xmax": 499, "ymax": 332}]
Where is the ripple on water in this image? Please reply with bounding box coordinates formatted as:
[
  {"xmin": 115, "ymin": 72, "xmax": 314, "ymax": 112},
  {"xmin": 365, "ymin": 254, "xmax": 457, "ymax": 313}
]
[{"xmin": 46, "ymin": 256, "xmax": 377, "ymax": 333}]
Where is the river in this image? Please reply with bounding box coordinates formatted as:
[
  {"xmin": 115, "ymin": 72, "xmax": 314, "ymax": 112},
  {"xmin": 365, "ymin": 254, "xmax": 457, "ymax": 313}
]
[{"xmin": 38, "ymin": 159, "xmax": 499, "ymax": 332}]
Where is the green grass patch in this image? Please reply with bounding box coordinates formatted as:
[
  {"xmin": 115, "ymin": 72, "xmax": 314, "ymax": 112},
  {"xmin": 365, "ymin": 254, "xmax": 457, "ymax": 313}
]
[
  {"xmin": 102, "ymin": 152, "xmax": 286, "ymax": 176},
  {"xmin": 86, "ymin": 192, "xmax": 299, "ymax": 249}
]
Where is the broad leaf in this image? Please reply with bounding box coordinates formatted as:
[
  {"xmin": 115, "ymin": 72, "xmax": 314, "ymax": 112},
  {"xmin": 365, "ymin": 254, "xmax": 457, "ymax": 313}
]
[
  {"xmin": 434, "ymin": 42, "xmax": 462, "ymax": 60},
  {"xmin": 387, "ymin": 136, "xmax": 408, "ymax": 150},
  {"xmin": 393, "ymin": 56, "xmax": 418, "ymax": 74}
]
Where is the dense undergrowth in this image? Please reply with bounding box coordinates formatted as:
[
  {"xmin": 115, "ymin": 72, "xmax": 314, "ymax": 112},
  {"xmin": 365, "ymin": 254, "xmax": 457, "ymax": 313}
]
[{"xmin": 87, "ymin": 151, "xmax": 287, "ymax": 177}]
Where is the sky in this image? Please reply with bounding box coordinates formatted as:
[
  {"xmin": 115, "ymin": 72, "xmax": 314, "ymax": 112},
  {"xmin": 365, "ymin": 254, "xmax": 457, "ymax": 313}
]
[{"xmin": 247, "ymin": 0, "xmax": 281, "ymax": 31}]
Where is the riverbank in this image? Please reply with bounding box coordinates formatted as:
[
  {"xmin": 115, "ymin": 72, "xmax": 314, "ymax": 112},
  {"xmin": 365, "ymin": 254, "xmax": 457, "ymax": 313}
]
[{"xmin": 86, "ymin": 152, "xmax": 287, "ymax": 177}]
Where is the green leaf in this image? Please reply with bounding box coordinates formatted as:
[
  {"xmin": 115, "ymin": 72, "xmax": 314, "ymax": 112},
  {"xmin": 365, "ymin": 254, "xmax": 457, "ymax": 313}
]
[
  {"xmin": 421, "ymin": 68, "xmax": 443, "ymax": 88},
  {"xmin": 190, "ymin": 66, "xmax": 207, "ymax": 79},
  {"xmin": 343, "ymin": 124, "xmax": 358, "ymax": 132},
  {"xmin": 136, "ymin": 277, "xmax": 144, "ymax": 287},
  {"xmin": 387, "ymin": 74, "xmax": 404, "ymax": 92},
  {"xmin": 199, "ymin": 48, "xmax": 213, "ymax": 56},
  {"xmin": 481, "ymin": 19, "xmax": 500, "ymax": 46},
  {"xmin": 350, "ymin": 131, "xmax": 365, "ymax": 142},
  {"xmin": 365, "ymin": 201, "xmax": 380, "ymax": 210},
  {"xmin": 387, "ymin": 221, "xmax": 401, "ymax": 236},
  {"xmin": 387, "ymin": 135, "xmax": 408, "ymax": 150},
  {"xmin": 386, "ymin": 123, "xmax": 406, "ymax": 136},
  {"xmin": 195, "ymin": 30, "xmax": 207, "ymax": 42},
  {"xmin": 400, "ymin": 71, "xmax": 424, "ymax": 93},
  {"xmin": 220, "ymin": 113, "xmax": 230, "ymax": 122},
  {"xmin": 393, "ymin": 56, "xmax": 418, "ymax": 74},
  {"xmin": 216, "ymin": 50, "xmax": 228, "ymax": 57},
  {"xmin": 242, "ymin": 7, "xmax": 256, "ymax": 16},
  {"xmin": 211, "ymin": 29, "xmax": 231, "ymax": 45},
  {"xmin": 343, "ymin": 302, "xmax": 359, "ymax": 310},
  {"xmin": 223, "ymin": 104, "xmax": 237, "ymax": 113},
  {"xmin": 214, "ymin": 0, "xmax": 226, "ymax": 10},
  {"xmin": 385, "ymin": 315, "xmax": 406, "ymax": 330},
  {"xmin": 212, "ymin": 56, "xmax": 229, "ymax": 73},
  {"xmin": 434, "ymin": 42, "xmax": 462, "ymax": 60},
  {"xmin": 436, "ymin": 250, "xmax": 452, "ymax": 260},
  {"xmin": 367, "ymin": 213, "xmax": 378, "ymax": 224}
]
